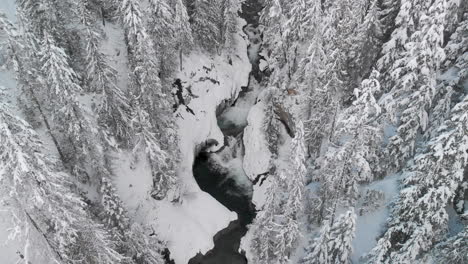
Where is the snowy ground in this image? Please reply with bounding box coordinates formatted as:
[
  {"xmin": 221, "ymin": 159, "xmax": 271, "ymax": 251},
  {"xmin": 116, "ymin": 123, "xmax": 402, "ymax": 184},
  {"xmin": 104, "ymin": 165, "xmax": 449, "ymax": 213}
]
[
  {"xmin": 242, "ymin": 90, "xmax": 272, "ymax": 182},
  {"xmin": 0, "ymin": 208, "xmax": 23, "ymax": 264},
  {"xmin": 112, "ymin": 16, "xmax": 252, "ymax": 264},
  {"xmin": 351, "ymin": 174, "xmax": 399, "ymax": 262},
  {"xmin": 1, "ymin": 1, "xmax": 252, "ymax": 262},
  {"xmin": 0, "ymin": 2, "xmax": 40, "ymax": 264}
]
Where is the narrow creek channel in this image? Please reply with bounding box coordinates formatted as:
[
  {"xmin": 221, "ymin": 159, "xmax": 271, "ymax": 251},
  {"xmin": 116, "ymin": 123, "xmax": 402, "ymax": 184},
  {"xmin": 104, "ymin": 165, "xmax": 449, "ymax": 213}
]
[{"xmin": 188, "ymin": 1, "xmax": 264, "ymax": 263}]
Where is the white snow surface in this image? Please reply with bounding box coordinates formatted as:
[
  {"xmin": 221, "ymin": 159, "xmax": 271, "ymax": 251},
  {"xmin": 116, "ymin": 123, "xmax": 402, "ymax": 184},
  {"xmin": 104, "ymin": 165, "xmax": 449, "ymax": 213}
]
[
  {"xmin": 113, "ymin": 17, "xmax": 252, "ymax": 264},
  {"xmin": 351, "ymin": 174, "xmax": 400, "ymax": 263},
  {"xmin": 219, "ymin": 77, "xmax": 262, "ymax": 128},
  {"xmin": 242, "ymin": 97, "xmax": 271, "ymax": 181},
  {"xmin": 114, "ymin": 152, "xmax": 238, "ymax": 264},
  {"xmin": 100, "ymin": 22, "xmax": 130, "ymax": 92},
  {"xmin": 0, "ymin": 208, "xmax": 56, "ymax": 264},
  {"xmin": 241, "ymin": 116, "xmax": 296, "ymax": 262},
  {"xmin": 0, "ymin": 0, "xmax": 16, "ymax": 22},
  {"xmin": 0, "ymin": 3, "xmax": 53, "ymax": 264}
]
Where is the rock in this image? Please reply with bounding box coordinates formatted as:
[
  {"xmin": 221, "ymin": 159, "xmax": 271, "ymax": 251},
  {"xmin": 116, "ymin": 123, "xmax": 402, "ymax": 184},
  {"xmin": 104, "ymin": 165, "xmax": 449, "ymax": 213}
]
[{"xmin": 273, "ymin": 103, "xmax": 296, "ymax": 138}]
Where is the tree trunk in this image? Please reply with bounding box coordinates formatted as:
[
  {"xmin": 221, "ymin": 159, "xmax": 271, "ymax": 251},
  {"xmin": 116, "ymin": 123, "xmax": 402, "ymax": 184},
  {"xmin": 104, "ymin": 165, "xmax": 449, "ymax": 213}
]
[
  {"xmin": 28, "ymin": 88, "xmax": 67, "ymax": 163},
  {"xmin": 179, "ymin": 48, "xmax": 183, "ymax": 71}
]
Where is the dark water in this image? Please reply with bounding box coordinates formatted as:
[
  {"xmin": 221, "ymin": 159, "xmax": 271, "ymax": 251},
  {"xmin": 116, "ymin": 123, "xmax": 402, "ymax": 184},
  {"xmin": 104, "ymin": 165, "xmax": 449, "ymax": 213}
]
[
  {"xmin": 241, "ymin": 0, "xmax": 265, "ymax": 82},
  {"xmin": 188, "ymin": 1, "xmax": 264, "ymax": 263},
  {"xmin": 188, "ymin": 153, "xmax": 255, "ymax": 264}
]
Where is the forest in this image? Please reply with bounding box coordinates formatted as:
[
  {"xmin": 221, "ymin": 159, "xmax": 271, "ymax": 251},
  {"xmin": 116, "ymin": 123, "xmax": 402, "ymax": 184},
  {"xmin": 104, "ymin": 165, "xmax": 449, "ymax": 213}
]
[{"xmin": 0, "ymin": 0, "xmax": 466, "ymax": 263}]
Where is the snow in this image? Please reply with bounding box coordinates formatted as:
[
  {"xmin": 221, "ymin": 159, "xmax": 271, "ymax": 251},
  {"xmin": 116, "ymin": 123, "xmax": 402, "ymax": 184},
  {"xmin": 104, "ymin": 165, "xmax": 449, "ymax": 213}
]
[
  {"xmin": 0, "ymin": 209, "xmax": 23, "ymax": 264},
  {"xmin": 111, "ymin": 150, "xmax": 236, "ymax": 264},
  {"xmin": 175, "ymin": 47, "xmax": 251, "ymax": 189},
  {"xmin": 244, "ymin": 24, "xmax": 262, "ymax": 64},
  {"xmin": 239, "ymin": 219, "xmax": 256, "ymax": 262},
  {"xmin": 259, "ymin": 59, "xmax": 268, "ymax": 71},
  {"xmin": 351, "ymin": 174, "xmax": 400, "ymax": 263},
  {"xmin": 0, "ymin": 2, "xmax": 253, "ymax": 262},
  {"xmin": 243, "ymin": 98, "xmax": 271, "ymax": 181},
  {"xmin": 0, "ymin": 0, "xmax": 16, "ymax": 22},
  {"xmin": 447, "ymin": 204, "xmax": 465, "ymax": 236},
  {"xmin": 209, "ymin": 137, "xmax": 253, "ymax": 196},
  {"xmin": 241, "ymin": 110, "xmax": 295, "ymax": 262},
  {"xmin": 219, "ymin": 78, "xmax": 262, "ymax": 128},
  {"xmin": 223, "ymin": 157, "xmax": 253, "ymax": 196},
  {"xmin": 111, "ymin": 15, "xmax": 252, "ymax": 264},
  {"xmin": 100, "ymin": 22, "xmax": 129, "ymax": 92},
  {"xmin": 0, "ymin": 3, "xmax": 32, "ymax": 262},
  {"xmin": 0, "ymin": 208, "xmax": 55, "ymax": 264}
]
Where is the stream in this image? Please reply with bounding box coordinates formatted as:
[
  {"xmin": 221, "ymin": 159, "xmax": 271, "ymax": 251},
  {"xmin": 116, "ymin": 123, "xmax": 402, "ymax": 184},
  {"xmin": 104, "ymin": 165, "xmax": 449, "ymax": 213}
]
[{"xmin": 188, "ymin": 1, "xmax": 264, "ymax": 263}]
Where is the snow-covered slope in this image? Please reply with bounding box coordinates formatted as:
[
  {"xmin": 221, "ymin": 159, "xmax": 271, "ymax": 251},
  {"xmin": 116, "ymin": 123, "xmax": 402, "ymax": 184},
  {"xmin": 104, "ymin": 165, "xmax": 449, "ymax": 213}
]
[
  {"xmin": 0, "ymin": 1, "xmax": 251, "ymax": 262},
  {"xmin": 113, "ymin": 16, "xmax": 252, "ymax": 264},
  {"xmin": 242, "ymin": 93, "xmax": 271, "ymax": 182}
]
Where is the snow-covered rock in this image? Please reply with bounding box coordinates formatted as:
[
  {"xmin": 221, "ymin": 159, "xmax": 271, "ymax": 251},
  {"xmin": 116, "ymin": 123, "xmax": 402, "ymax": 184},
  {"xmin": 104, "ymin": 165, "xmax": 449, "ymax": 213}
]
[
  {"xmin": 243, "ymin": 100, "xmax": 271, "ymax": 181},
  {"xmin": 113, "ymin": 16, "xmax": 252, "ymax": 264}
]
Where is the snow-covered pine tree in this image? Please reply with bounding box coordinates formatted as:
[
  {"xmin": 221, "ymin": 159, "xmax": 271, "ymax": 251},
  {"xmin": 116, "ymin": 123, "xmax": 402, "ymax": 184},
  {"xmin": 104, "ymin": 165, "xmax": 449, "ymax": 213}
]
[
  {"xmin": 118, "ymin": 0, "xmax": 176, "ymax": 132},
  {"xmin": 16, "ymin": 0, "xmax": 67, "ymax": 40},
  {"xmin": 249, "ymin": 177, "xmax": 283, "ymax": 264},
  {"xmin": 172, "ymin": 0, "xmax": 194, "ymax": 70},
  {"xmin": 38, "ymin": 26, "xmax": 134, "ymax": 250},
  {"xmin": 99, "ymin": 174, "xmax": 167, "ymax": 264},
  {"xmin": 324, "ymin": 0, "xmax": 368, "ymax": 93},
  {"xmin": 367, "ymin": 93, "xmax": 468, "ymax": 263},
  {"xmin": 286, "ymin": 121, "xmax": 307, "ymax": 210},
  {"xmin": 386, "ymin": 0, "xmax": 448, "ymax": 169},
  {"xmin": 302, "ymin": 0, "xmax": 353, "ymax": 155},
  {"xmin": 117, "ymin": 0, "xmax": 180, "ymax": 200},
  {"xmin": 249, "ymin": 121, "xmax": 308, "ymax": 263},
  {"xmin": 301, "ymin": 208, "xmax": 356, "ymax": 264},
  {"xmin": 260, "ymin": 0, "xmax": 293, "ymax": 88},
  {"xmin": 295, "ymin": 0, "xmax": 325, "ymax": 86},
  {"xmin": 0, "ymin": 100, "xmax": 123, "ymax": 263},
  {"xmin": 17, "ymin": 0, "xmax": 84, "ymax": 64},
  {"xmin": 38, "ymin": 31, "xmax": 99, "ymax": 177},
  {"xmin": 280, "ymin": 121, "xmax": 307, "ymax": 251},
  {"xmin": 100, "ymin": 176, "xmax": 130, "ymax": 231},
  {"xmin": 263, "ymin": 91, "xmax": 282, "ymax": 157},
  {"xmin": 445, "ymin": 0, "xmax": 464, "ymax": 34},
  {"xmin": 443, "ymin": 13, "xmax": 467, "ymax": 84},
  {"xmin": 379, "ymin": 0, "xmax": 401, "ymax": 35},
  {"xmin": 327, "ymin": 208, "xmax": 356, "ymax": 264},
  {"xmin": 6, "ymin": 11, "xmax": 155, "ymax": 261},
  {"xmin": 349, "ymin": 0, "xmax": 383, "ymax": 82},
  {"xmin": 377, "ymin": 0, "xmax": 427, "ymax": 76},
  {"xmin": 338, "ymin": 70, "xmax": 384, "ymax": 180},
  {"xmin": 294, "ymin": 0, "xmax": 329, "ymax": 157},
  {"xmin": 432, "ymin": 226, "xmax": 468, "ymax": 264},
  {"xmin": 0, "ymin": 13, "xmax": 43, "ymax": 128},
  {"xmin": 284, "ymin": 0, "xmax": 310, "ymax": 44},
  {"xmin": 15, "ymin": 0, "xmax": 104, "ymax": 179},
  {"xmin": 413, "ymin": 6, "xmax": 465, "ymax": 141},
  {"xmin": 190, "ymin": 0, "xmax": 221, "ymax": 52},
  {"xmin": 220, "ymin": 0, "xmax": 239, "ymax": 56},
  {"xmin": 301, "ymin": 221, "xmax": 331, "ymax": 264},
  {"xmin": 131, "ymin": 106, "xmax": 179, "ymax": 200},
  {"xmin": 347, "ymin": 70, "xmax": 382, "ymax": 125},
  {"xmin": 79, "ymin": 0, "xmax": 132, "ymax": 144},
  {"xmin": 148, "ymin": 0, "xmax": 177, "ymax": 80},
  {"xmin": 315, "ymin": 71, "xmax": 383, "ymax": 221},
  {"xmin": 124, "ymin": 223, "xmax": 166, "ymax": 264},
  {"xmin": 429, "ymin": 13, "xmax": 467, "ymax": 137},
  {"xmin": 316, "ymin": 145, "xmax": 359, "ymax": 221}
]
